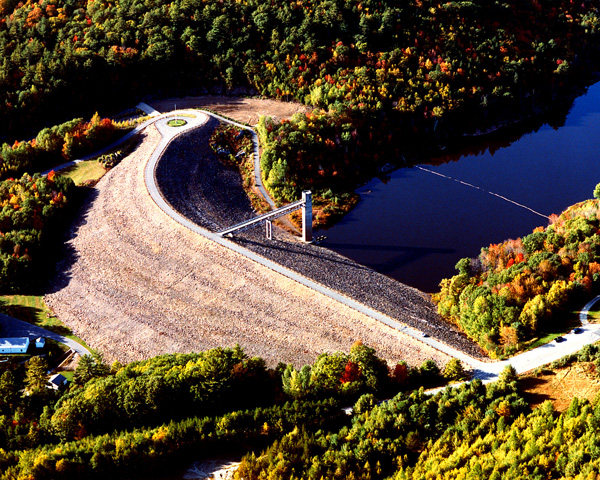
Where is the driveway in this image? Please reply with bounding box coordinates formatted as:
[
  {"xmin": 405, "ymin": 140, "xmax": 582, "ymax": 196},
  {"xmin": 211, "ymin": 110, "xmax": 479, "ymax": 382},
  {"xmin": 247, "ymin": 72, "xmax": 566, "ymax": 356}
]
[{"xmin": 0, "ymin": 313, "xmax": 91, "ymax": 357}]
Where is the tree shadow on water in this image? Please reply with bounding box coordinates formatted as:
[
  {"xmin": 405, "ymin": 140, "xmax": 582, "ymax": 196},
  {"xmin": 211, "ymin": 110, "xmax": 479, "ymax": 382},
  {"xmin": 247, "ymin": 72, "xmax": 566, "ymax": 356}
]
[{"xmin": 323, "ymin": 241, "xmax": 455, "ymax": 273}]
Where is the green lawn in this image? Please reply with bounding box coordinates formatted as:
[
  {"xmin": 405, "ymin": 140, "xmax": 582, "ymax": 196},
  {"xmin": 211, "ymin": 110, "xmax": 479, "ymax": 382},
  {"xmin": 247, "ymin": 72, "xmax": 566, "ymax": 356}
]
[
  {"xmin": 60, "ymin": 160, "xmax": 107, "ymax": 185},
  {"xmin": 59, "ymin": 370, "xmax": 75, "ymax": 382},
  {"xmin": 521, "ymin": 309, "xmax": 581, "ymax": 353},
  {"xmin": 0, "ymin": 294, "xmax": 89, "ymax": 349},
  {"xmin": 167, "ymin": 118, "xmax": 187, "ymax": 127},
  {"xmin": 524, "ymin": 331, "xmax": 568, "ymax": 351},
  {"xmin": 588, "ymin": 301, "xmax": 600, "ymax": 323}
]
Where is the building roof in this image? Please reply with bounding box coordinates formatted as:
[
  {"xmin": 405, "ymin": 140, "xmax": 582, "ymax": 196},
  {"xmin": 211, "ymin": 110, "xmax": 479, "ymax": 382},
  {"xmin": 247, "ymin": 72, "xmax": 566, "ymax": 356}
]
[
  {"xmin": 0, "ymin": 337, "xmax": 29, "ymax": 348},
  {"xmin": 49, "ymin": 374, "xmax": 67, "ymax": 386}
]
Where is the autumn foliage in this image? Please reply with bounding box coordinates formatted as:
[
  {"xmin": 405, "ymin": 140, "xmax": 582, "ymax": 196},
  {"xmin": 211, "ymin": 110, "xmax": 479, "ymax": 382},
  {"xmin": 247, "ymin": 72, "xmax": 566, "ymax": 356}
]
[
  {"xmin": 0, "ymin": 114, "xmax": 117, "ymax": 181},
  {"xmin": 1, "ymin": 0, "xmax": 599, "ymax": 223},
  {"xmin": 434, "ymin": 188, "xmax": 600, "ymax": 357},
  {"xmin": 1, "ymin": 0, "xmax": 599, "ymax": 142},
  {"xmin": 0, "ymin": 172, "xmax": 74, "ymax": 291}
]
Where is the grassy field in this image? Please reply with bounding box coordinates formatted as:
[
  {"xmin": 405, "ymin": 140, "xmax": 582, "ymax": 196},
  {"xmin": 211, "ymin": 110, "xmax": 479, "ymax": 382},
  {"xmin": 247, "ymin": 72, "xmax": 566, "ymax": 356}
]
[
  {"xmin": 60, "ymin": 160, "xmax": 107, "ymax": 185},
  {"xmin": 521, "ymin": 310, "xmax": 581, "ymax": 353},
  {"xmin": 587, "ymin": 300, "xmax": 600, "ymax": 323},
  {"xmin": 0, "ymin": 294, "xmax": 89, "ymax": 349}
]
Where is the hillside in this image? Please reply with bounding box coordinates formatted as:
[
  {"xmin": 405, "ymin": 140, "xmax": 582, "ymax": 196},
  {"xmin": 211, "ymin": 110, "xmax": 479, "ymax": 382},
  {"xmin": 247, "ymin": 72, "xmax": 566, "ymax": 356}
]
[
  {"xmin": 434, "ymin": 187, "xmax": 600, "ymax": 358},
  {"xmin": 2, "ymin": 0, "xmax": 600, "ymax": 215},
  {"xmin": 0, "ymin": 342, "xmax": 462, "ymax": 479},
  {"xmin": 2, "ymin": 0, "xmax": 597, "ymax": 134}
]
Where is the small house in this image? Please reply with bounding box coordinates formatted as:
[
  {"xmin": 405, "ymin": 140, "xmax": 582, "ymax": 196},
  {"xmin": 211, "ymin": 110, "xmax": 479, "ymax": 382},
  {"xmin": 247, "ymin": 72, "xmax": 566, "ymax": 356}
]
[
  {"xmin": 0, "ymin": 337, "xmax": 30, "ymax": 354},
  {"xmin": 48, "ymin": 373, "xmax": 68, "ymax": 390},
  {"xmin": 35, "ymin": 337, "xmax": 45, "ymax": 349}
]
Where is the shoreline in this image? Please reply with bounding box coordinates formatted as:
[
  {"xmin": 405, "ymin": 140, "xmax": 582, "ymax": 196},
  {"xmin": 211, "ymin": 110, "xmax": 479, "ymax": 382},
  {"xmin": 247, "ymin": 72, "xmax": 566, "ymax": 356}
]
[
  {"xmin": 45, "ymin": 122, "xmax": 457, "ymax": 369},
  {"xmin": 154, "ymin": 119, "xmax": 488, "ymax": 361},
  {"xmin": 44, "ymin": 104, "xmax": 600, "ymax": 382}
]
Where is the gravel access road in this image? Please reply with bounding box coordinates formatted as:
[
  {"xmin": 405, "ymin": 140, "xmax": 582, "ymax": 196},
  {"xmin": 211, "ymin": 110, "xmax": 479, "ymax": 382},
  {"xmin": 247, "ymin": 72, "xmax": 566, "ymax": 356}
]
[
  {"xmin": 45, "ymin": 119, "xmax": 453, "ymax": 368},
  {"xmin": 157, "ymin": 123, "xmax": 487, "ymax": 361}
]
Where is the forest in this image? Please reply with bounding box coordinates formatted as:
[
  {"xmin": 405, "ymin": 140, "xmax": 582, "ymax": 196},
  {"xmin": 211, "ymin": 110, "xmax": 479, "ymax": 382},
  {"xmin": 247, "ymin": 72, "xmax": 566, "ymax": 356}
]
[
  {"xmin": 235, "ymin": 344, "xmax": 600, "ymax": 480},
  {"xmin": 0, "ymin": 342, "xmax": 462, "ymax": 479},
  {"xmin": 0, "ymin": 172, "xmax": 74, "ymax": 292},
  {"xmin": 2, "ymin": 0, "xmax": 600, "ymax": 210},
  {"xmin": 2, "ymin": 0, "xmax": 597, "ymax": 133},
  {"xmin": 0, "ymin": 113, "xmax": 124, "ymax": 180},
  {"xmin": 0, "ymin": 113, "xmax": 131, "ymax": 292},
  {"xmin": 4, "ymin": 341, "xmax": 600, "ymax": 479},
  {"xmin": 3, "ymin": 0, "xmax": 600, "ymax": 476},
  {"xmin": 433, "ymin": 184, "xmax": 600, "ymax": 357}
]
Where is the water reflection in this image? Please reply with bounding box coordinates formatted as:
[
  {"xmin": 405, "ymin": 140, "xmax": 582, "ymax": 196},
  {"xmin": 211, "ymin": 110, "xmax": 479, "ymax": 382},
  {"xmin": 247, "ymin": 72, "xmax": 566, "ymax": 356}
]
[{"xmin": 322, "ymin": 80, "xmax": 600, "ymax": 293}]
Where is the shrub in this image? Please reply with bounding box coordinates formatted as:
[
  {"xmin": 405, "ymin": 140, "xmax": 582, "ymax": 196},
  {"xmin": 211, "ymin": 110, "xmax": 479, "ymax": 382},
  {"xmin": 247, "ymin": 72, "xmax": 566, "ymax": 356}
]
[
  {"xmin": 419, "ymin": 360, "xmax": 441, "ymax": 385},
  {"xmin": 443, "ymin": 359, "xmax": 466, "ymax": 381}
]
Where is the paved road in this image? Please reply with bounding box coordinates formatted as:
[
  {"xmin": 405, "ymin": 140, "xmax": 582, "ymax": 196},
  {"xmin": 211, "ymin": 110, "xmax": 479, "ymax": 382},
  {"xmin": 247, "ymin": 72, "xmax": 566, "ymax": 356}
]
[
  {"xmin": 195, "ymin": 110, "xmax": 276, "ymax": 208},
  {"xmin": 146, "ymin": 112, "xmax": 473, "ymax": 354},
  {"xmin": 40, "ymin": 105, "xmax": 600, "ymax": 383},
  {"xmin": 145, "ymin": 111, "xmax": 600, "ymax": 382},
  {"xmin": 0, "ymin": 313, "xmax": 91, "ymax": 357},
  {"xmin": 43, "ymin": 105, "xmax": 197, "ymax": 176},
  {"xmin": 485, "ymin": 295, "xmax": 600, "ymax": 379}
]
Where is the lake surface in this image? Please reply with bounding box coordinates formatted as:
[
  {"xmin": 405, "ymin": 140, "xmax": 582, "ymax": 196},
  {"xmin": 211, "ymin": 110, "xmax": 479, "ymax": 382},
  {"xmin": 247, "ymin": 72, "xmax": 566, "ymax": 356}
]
[{"xmin": 321, "ymin": 81, "xmax": 600, "ymax": 293}]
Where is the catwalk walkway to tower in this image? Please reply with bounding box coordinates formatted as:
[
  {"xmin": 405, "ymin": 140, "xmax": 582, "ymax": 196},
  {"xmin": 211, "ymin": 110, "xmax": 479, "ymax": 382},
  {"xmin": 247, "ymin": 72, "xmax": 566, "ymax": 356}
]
[{"xmin": 218, "ymin": 191, "xmax": 313, "ymax": 242}]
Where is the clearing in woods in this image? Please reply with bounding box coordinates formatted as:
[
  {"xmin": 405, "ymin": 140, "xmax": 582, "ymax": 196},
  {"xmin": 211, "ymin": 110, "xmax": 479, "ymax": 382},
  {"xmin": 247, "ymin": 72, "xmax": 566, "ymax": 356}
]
[
  {"xmin": 147, "ymin": 96, "xmax": 310, "ymax": 125},
  {"xmin": 522, "ymin": 362, "xmax": 600, "ymax": 412}
]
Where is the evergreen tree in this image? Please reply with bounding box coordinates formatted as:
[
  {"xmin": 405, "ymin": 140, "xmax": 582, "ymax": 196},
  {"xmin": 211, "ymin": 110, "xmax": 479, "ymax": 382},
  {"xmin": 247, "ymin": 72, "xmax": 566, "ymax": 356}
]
[
  {"xmin": 73, "ymin": 352, "xmax": 109, "ymax": 386},
  {"xmin": 24, "ymin": 356, "xmax": 48, "ymax": 396},
  {"xmin": 0, "ymin": 369, "xmax": 19, "ymax": 411},
  {"xmin": 443, "ymin": 358, "xmax": 466, "ymax": 381}
]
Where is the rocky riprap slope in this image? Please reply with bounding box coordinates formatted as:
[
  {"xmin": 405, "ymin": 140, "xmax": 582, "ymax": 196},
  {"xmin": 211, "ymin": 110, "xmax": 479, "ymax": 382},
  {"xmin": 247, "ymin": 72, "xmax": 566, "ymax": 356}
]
[
  {"xmin": 156, "ymin": 124, "xmax": 487, "ymax": 361},
  {"xmin": 45, "ymin": 125, "xmax": 453, "ymax": 367}
]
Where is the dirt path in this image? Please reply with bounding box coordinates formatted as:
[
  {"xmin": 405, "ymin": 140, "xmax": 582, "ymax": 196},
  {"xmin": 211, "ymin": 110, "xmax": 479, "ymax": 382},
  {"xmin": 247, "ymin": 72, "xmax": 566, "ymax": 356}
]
[{"xmin": 45, "ymin": 124, "xmax": 451, "ymax": 368}]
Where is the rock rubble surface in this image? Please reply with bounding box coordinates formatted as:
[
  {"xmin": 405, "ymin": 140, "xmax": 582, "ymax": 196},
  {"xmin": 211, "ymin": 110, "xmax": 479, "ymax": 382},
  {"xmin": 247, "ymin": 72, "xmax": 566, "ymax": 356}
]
[
  {"xmin": 44, "ymin": 123, "xmax": 464, "ymax": 367},
  {"xmin": 157, "ymin": 124, "xmax": 486, "ymax": 361}
]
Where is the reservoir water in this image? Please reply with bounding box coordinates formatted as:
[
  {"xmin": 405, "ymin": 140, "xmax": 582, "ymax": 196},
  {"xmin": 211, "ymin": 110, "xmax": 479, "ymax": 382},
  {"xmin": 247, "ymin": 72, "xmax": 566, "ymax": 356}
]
[{"xmin": 321, "ymin": 81, "xmax": 600, "ymax": 293}]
